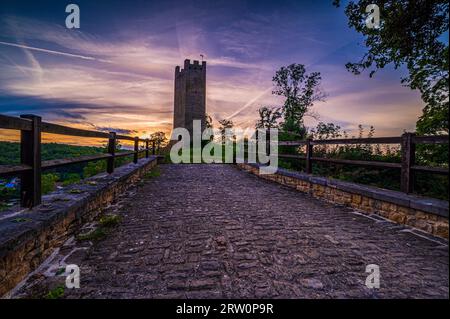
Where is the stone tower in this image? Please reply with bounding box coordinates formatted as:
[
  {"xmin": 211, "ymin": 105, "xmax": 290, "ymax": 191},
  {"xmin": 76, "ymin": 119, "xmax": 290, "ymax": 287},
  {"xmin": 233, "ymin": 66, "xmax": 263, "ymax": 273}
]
[{"xmin": 173, "ymin": 59, "xmax": 206, "ymax": 136}]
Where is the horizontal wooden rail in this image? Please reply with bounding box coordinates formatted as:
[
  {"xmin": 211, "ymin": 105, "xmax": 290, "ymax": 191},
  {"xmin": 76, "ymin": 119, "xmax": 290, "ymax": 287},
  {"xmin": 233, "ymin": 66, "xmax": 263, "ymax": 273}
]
[
  {"xmin": 279, "ymin": 154, "xmax": 306, "ymax": 159},
  {"xmin": 0, "ymin": 113, "xmax": 159, "ymax": 208},
  {"xmin": 114, "ymin": 151, "xmax": 137, "ymax": 158},
  {"xmin": 42, "ymin": 154, "xmax": 112, "ymax": 169},
  {"xmin": 411, "ymin": 165, "xmax": 449, "ymax": 175},
  {"xmin": 279, "ymin": 154, "xmax": 402, "ymax": 169},
  {"xmin": 311, "ymin": 136, "xmax": 402, "ymax": 145},
  {"xmin": 0, "ymin": 114, "xmax": 32, "ymax": 131},
  {"xmin": 1, "ymin": 114, "xmax": 149, "ymax": 142},
  {"xmin": 41, "ymin": 122, "xmax": 110, "ymax": 139},
  {"xmin": 0, "ymin": 164, "xmax": 32, "ymax": 176},
  {"xmin": 412, "ymin": 135, "xmax": 449, "ymax": 144},
  {"xmin": 279, "ymin": 141, "xmax": 307, "ymax": 146},
  {"xmin": 273, "ymin": 131, "xmax": 448, "ymax": 195},
  {"xmin": 311, "ymin": 157, "xmax": 402, "ymax": 169}
]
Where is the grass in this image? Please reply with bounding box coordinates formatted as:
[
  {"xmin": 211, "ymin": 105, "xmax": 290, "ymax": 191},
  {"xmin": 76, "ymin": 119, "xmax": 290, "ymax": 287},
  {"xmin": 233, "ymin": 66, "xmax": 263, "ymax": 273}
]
[
  {"xmin": 77, "ymin": 214, "xmax": 121, "ymax": 242},
  {"xmin": 0, "ymin": 202, "xmax": 9, "ymax": 212},
  {"xmin": 77, "ymin": 227, "xmax": 108, "ymax": 241},
  {"xmin": 143, "ymin": 167, "xmax": 161, "ymax": 179},
  {"xmin": 69, "ymin": 189, "xmax": 84, "ymax": 194},
  {"xmin": 44, "ymin": 285, "xmax": 65, "ymax": 299},
  {"xmin": 55, "ymin": 267, "xmax": 66, "ymax": 276},
  {"xmin": 99, "ymin": 214, "xmax": 121, "ymax": 227},
  {"xmin": 12, "ymin": 217, "xmax": 32, "ymax": 223}
]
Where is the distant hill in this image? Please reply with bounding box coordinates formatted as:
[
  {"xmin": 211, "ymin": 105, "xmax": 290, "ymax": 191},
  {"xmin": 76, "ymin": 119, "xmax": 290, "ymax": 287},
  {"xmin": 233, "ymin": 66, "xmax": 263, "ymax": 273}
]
[{"xmin": 0, "ymin": 142, "xmax": 106, "ymax": 165}]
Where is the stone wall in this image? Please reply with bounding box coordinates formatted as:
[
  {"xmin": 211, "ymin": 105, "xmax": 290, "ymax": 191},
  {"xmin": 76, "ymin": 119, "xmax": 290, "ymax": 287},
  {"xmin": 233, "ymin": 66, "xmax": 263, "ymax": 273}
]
[
  {"xmin": 0, "ymin": 156, "xmax": 162, "ymax": 297},
  {"xmin": 237, "ymin": 163, "xmax": 448, "ymax": 239}
]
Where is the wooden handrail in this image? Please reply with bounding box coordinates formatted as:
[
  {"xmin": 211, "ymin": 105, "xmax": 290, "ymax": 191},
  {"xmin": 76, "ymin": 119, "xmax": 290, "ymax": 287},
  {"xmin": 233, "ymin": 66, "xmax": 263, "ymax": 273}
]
[
  {"xmin": 0, "ymin": 114, "xmax": 32, "ymax": 131},
  {"xmin": 0, "ymin": 113, "xmax": 159, "ymax": 208},
  {"xmin": 311, "ymin": 136, "xmax": 402, "ymax": 145},
  {"xmin": 275, "ymin": 131, "xmax": 448, "ymax": 195}
]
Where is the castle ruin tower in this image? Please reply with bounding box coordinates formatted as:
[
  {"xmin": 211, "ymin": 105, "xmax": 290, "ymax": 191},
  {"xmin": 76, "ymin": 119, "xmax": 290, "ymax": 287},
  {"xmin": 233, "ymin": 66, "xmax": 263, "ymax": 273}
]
[{"xmin": 173, "ymin": 59, "xmax": 206, "ymax": 137}]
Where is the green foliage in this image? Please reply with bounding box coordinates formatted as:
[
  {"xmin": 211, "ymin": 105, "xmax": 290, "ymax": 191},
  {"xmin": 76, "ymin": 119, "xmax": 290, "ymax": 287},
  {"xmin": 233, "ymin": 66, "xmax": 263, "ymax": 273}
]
[
  {"xmin": 55, "ymin": 268, "xmax": 65, "ymax": 276},
  {"xmin": 218, "ymin": 119, "xmax": 235, "ymax": 143},
  {"xmin": 62, "ymin": 173, "xmax": 81, "ymax": 186},
  {"xmin": 279, "ymin": 122, "xmax": 447, "ymax": 200},
  {"xmin": 255, "ymin": 106, "xmax": 282, "ymax": 129},
  {"xmin": 12, "ymin": 217, "xmax": 32, "ymax": 223},
  {"xmin": 45, "ymin": 285, "xmax": 65, "ymax": 299},
  {"xmin": 272, "ymin": 63, "xmax": 326, "ymax": 137},
  {"xmin": 42, "ymin": 173, "xmax": 59, "ymax": 195},
  {"xmin": 0, "ymin": 202, "xmax": 8, "ymax": 212},
  {"xmin": 99, "ymin": 214, "xmax": 121, "ymax": 227},
  {"xmin": 309, "ymin": 122, "xmax": 342, "ymax": 139},
  {"xmin": 150, "ymin": 131, "xmax": 168, "ymax": 151},
  {"xmin": 77, "ymin": 227, "xmax": 108, "ymax": 241},
  {"xmin": 334, "ymin": 0, "xmax": 449, "ymax": 135},
  {"xmin": 69, "ymin": 189, "xmax": 83, "ymax": 194},
  {"xmin": 0, "ymin": 142, "xmax": 109, "ymax": 202},
  {"xmin": 0, "ymin": 142, "xmax": 20, "ymax": 165},
  {"xmin": 143, "ymin": 167, "xmax": 161, "ymax": 179},
  {"xmin": 83, "ymin": 160, "xmax": 106, "ymax": 178},
  {"xmin": 205, "ymin": 114, "xmax": 213, "ymax": 129}
]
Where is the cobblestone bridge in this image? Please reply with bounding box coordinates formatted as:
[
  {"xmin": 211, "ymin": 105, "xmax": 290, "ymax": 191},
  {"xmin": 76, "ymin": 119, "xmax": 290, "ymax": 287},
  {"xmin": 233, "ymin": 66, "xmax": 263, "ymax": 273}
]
[{"xmin": 20, "ymin": 164, "xmax": 449, "ymax": 298}]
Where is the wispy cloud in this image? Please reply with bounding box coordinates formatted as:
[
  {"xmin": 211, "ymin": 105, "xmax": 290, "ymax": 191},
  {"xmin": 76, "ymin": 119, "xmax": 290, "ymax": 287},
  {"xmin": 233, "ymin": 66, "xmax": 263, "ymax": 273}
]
[
  {"xmin": 0, "ymin": 3, "xmax": 426, "ymax": 141},
  {"xmin": 0, "ymin": 41, "xmax": 113, "ymax": 63}
]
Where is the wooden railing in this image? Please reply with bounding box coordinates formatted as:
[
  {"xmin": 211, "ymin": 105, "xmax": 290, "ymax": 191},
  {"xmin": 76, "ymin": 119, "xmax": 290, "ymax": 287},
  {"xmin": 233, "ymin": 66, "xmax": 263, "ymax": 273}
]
[
  {"xmin": 264, "ymin": 131, "xmax": 448, "ymax": 194},
  {"xmin": 0, "ymin": 114, "xmax": 159, "ymax": 208}
]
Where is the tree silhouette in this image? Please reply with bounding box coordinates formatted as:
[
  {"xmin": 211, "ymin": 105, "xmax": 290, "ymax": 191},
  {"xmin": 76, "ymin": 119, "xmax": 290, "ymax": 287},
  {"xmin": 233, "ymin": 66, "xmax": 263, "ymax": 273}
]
[
  {"xmin": 333, "ymin": 0, "xmax": 448, "ymax": 135},
  {"xmin": 255, "ymin": 106, "xmax": 282, "ymax": 130},
  {"xmin": 272, "ymin": 64, "xmax": 326, "ymax": 137}
]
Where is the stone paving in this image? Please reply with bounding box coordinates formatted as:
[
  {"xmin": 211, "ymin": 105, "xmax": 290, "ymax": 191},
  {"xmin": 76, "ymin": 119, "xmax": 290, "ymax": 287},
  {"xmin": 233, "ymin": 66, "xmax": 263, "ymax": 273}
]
[{"xmin": 26, "ymin": 164, "xmax": 449, "ymax": 298}]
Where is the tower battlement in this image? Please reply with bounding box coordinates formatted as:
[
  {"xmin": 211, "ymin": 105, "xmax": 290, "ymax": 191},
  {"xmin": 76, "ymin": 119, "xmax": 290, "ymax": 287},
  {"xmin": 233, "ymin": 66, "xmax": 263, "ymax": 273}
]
[
  {"xmin": 175, "ymin": 59, "xmax": 206, "ymax": 75},
  {"xmin": 173, "ymin": 59, "xmax": 206, "ymax": 136}
]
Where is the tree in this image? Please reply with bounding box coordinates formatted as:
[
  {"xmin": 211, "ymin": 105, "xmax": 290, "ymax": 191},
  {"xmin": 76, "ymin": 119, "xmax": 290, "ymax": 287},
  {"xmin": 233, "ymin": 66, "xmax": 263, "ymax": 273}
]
[
  {"xmin": 309, "ymin": 122, "xmax": 342, "ymax": 140},
  {"xmin": 333, "ymin": 0, "xmax": 449, "ymax": 135},
  {"xmin": 272, "ymin": 64, "xmax": 326, "ymax": 137},
  {"xmin": 255, "ymin": 106, "xmax": 282, "ymax": 129},
  {"xmin": 150, "ymin": 132, "xmax": 167, "ymax": 150},
  {"xmin": 218, "ymin": 119, "xmax": 234, "ymax": 143},
  {"xmin": 205, "ymin": 114, "xmax": 213, "ymax": 129}
]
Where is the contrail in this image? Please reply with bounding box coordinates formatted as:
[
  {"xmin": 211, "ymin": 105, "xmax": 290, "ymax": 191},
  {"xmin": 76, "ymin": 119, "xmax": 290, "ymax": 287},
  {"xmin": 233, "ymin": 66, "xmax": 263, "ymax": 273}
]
[
  {"xmin": 0, "ymin": 41, "xmax": 113, "ymax": 63},
  {"xmin": 226, "ymin": 86, "xmax": 273, "ymax": 120}
]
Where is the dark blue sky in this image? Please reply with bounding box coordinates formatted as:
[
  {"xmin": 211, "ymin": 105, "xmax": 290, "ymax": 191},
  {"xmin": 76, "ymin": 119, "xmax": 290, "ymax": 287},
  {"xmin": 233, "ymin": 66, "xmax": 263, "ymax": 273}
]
[{"xmin": 0, "ymin": 0, "xmax": 433, "ymax": 141}]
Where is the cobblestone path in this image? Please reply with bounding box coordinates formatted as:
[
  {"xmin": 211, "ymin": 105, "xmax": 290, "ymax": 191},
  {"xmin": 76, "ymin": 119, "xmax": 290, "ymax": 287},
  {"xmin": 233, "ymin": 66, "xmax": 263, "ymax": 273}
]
[{"xmin": 64, "ymin": 164, "xmax": 448, "ymax": 298}]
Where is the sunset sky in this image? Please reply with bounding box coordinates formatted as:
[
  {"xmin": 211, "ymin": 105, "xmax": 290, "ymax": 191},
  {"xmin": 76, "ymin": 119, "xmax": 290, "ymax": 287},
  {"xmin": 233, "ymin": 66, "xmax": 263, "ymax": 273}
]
[{"xmin": 0, "ymin": 0, "xmax": 431, "ymax": 145}]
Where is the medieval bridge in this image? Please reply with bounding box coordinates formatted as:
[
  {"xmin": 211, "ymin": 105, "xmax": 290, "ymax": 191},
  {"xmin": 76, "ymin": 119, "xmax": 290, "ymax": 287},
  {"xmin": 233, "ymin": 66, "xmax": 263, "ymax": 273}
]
[
  {"xmin": 0, "ymin": 153, "xmax": 448, "ymax": 298},
  {"xmin": 0, "ymin": 59, "xmax": 448, "ymax": 298},
  {"xmin": 47, "ymin": 164, "xmax": 449, "ymax": 299}
]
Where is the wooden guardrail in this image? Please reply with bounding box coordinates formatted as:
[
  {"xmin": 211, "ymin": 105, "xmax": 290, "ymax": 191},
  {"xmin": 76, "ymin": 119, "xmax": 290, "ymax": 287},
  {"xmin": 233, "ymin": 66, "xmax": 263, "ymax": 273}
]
[
  {"xmin": 0, "ymin": 114, "xmax": 159, "ymax": 208},
  {"xmin": 264, "ymin": 130, "xmax": 448, "ymax": 194}
]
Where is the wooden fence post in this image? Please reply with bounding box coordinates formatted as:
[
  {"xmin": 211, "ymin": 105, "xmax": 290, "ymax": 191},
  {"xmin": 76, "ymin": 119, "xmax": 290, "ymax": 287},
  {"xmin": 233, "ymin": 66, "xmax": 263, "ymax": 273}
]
[
  {"xmin": 401, "ymin": 132, "xmax": 416, "ymax": 193},
  {"xmin": 306, "ymin": 138, "xmax": 313, "ymax": 174},
  {"xmin": 107, "ymin": 132, "xmax": 116, "ymax": 174},
  {"xmin": 152, "ymin": 141, "xmax": 156, "ymax": 155},
  {"xmin": 134, "ymin": 137, "xmax": 139, "ymax": 163},
  {"xmin": 20, "ymin": 114, "xmax": 41, "ymax": 208},
  {"xmin": 145, "ymin": 139, "xmax": 149, "ymax": 158}
]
